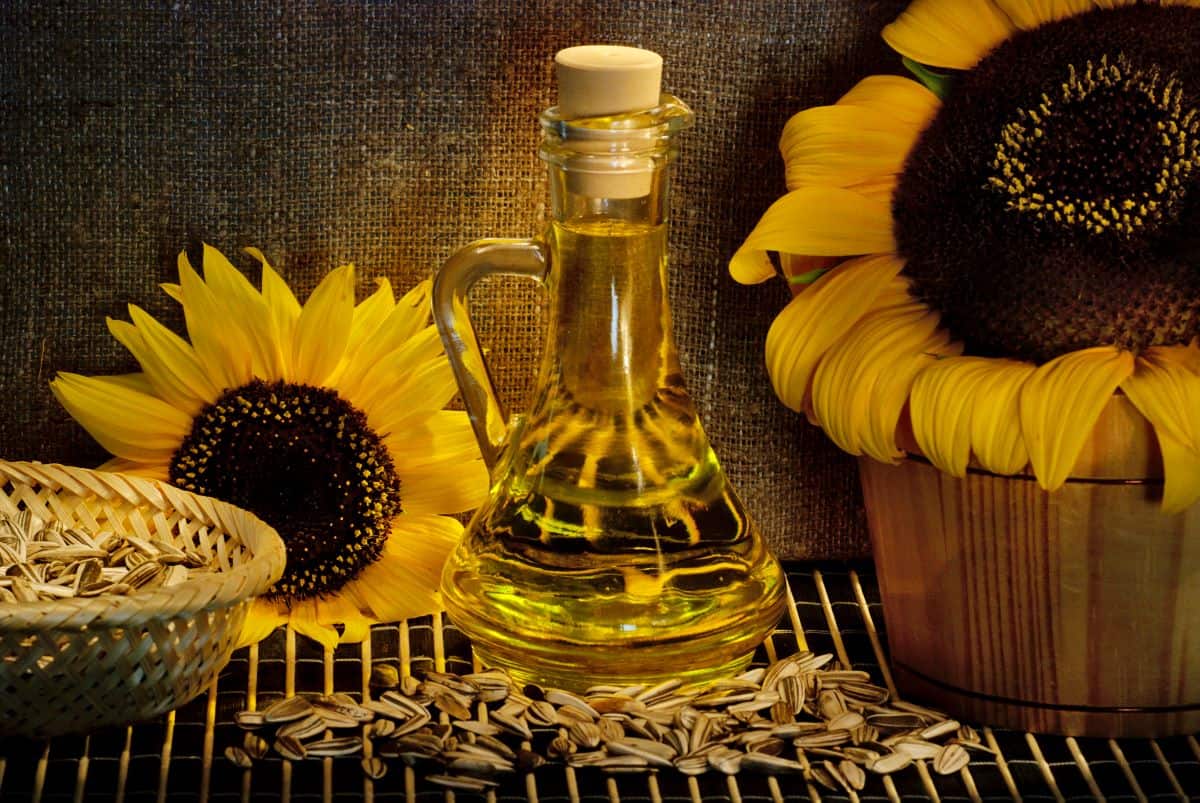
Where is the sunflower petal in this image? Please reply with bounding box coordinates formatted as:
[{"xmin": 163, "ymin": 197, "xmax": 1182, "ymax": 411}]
[
  {"xmin": 199, "ymin": 244, "xmax": 283, "ymax": 380},
  {"xmin": 337, "ymin": 279, "xmax": 433, "ymax": 401},
  {"xmin": 50, "ymin": 372, "xmax": 193, "ymax": 462},
  {"xmin": 1122, "ymin": 347, "xmax": 1200, "ymax": 512},
  {"xmin": 342, "ymin": 515, "xmax": 462, "ymax": 623},
  {"xmin": 246, "ymin": 248, "xmax": 303, "ymax": 380},
  {"xmin": 781, "ymin": 105, "xmax": 927, "ymax": 190},
  {"xmin": 993, "ymin": 0, "xmax": 1103, "ymax": 29},
  {"xmin": 810, "ymin": 297, "xmax": 960, "ymax": 461},
  {"xmin": 127, "ymin": 304, "xmax": 221, "ymax": 406},
  {"xmin": 177, "ymin": 253, "xmax": 254, "ymax": 392},
  {"xmin": 398, "ymin": 457, "xmax": 489, "ymax": 515},
  {"xmin": 968, "ymin": 359, "xmax": 1036, "ymax": 475},
  {"xmin": 1156, "ymin": 432, "xmax": 1200, "ymax": 514},
  {"xmin": 835, "ymin": 75, "xmax": 942, "ymax": 128},
  {"xmin": 292, "ymin": 265, "xmax": 355, "ymax": 386},
  {"xmin": 350, "ymin": 326, "xmax": 458, "ymax": 432},
  {"xmin": 98, "ymin": 456, "xmax": 171, "ymax": 482},
  {"xmin": 286, "ymin": 600, "xmax": 342, "ymax": 652},
  {"xmin": 235, "ymin": 598, "xmax": 286, "ymax": 649},
  {"xmin": 766, "ymin": 255, "xmax": 906, "ymax": 411},
  {"xmin": 882, "ymin": 0, "xmax": 1019, "ymax": 70},
  {"xmin": 909, "ymin": 357, "xmax": 999, "ymax": 476},
  {"xmin": 1019, "ymin": 346, "xmax": 1134, "ymax": 491},
  {"xmin": 328, "ymin": 277, "xmax": 396, "ymax": 385},
  {"xmin": 730, "ymin": 187, "xmax": 895, "ymax": 284}
]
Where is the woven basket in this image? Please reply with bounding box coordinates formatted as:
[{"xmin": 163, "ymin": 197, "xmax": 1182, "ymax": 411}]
[{"xmin": 0, "ymin": 460, "xmax": 286, "ymax": 739}]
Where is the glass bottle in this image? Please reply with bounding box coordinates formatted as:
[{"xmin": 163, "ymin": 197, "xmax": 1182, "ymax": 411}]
[{"xmin": 432, "ymin": 46, "xmax": 785, "ymax": 690}]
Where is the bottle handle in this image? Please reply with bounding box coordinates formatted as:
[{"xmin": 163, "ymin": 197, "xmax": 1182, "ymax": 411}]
[{"xmin": 431, "ymin": 238, "xmax": 548, "ymax": 470}]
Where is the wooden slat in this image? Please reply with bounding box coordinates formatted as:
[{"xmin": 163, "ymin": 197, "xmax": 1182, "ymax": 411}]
[
  {"xmin": 1066, "ymin": 737, "xmax": 1105, "ymax": 801},
  {"xmin": 1106, "ymin": 740, "xmax": 1145, "ymax": 803},
  {"xmin": 1025, "ymin": 733, "xmax": 1065, "ymax": 803}
]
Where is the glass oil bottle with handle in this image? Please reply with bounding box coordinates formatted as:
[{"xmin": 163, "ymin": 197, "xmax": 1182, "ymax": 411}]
[{"xmin": 432, "ymin": 45, "xmax": 785, "ymax": 690}]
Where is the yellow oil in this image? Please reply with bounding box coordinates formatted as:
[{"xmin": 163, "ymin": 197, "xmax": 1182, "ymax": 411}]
[{"xmin": 440, "ymin": 218, "xmax": 786, "ymax": 690}]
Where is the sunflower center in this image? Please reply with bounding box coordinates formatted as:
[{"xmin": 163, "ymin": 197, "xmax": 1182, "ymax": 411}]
[
  {"xmin": 988, "ymin": 54, "xmax": 1199, "ymax": 237},
  {"xmin": 894, "ymin": 5, "xmax": 1200, "ymax": 363},
  {"xmin": 169, "ymin": 378, "xmax": 401, "ymax": 601}
]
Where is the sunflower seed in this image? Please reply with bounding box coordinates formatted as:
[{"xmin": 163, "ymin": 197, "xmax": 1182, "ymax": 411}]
[
  {"xmin": 567, "ymin": 720, "xmax": 602, "ymax": 748},
  {"xmin": 426, "ymin": 774, "xmax": 496, "ymax": 791},
  {"xmin": 235, "ymin": 710, "xmax": 266, "ymax": 729},
  {"xmin": 306, "ymin": 736, "xmax": 363, "ymax": 757},
  {"xmin": 361, "ymin": 756, "xmax": 387, "ymax": 779},
  {"xmin": 933, "ymin": 743, "xmax": 971, "ymax": 775},
  {"xmin": 920, "ymin": 719, "xmax": 961, "ymax": 740},
  {"xmin": 242, "ymin": 732, "xmax": 270, "ymax": 760},
  {"xmin": 314, "ymin": 696, "xmax": 375, "ymax": 723},
  {"xmin": 453, "ymin": 718, "xmax": 501, "ymax": 737},
  {"xmin": 707, "ymin": 745, "xmax": 744, "ymax": 774},
  {"xmin": 870, "ymin": 751, "xmax": 914, "ymax": 774},
  {"xmin": 224, "ymin": 746, "xmax": 253, "ymax": 769},
  {"xmin": 546, "ymin": 688, "xmax": 598, "ymax": 718},
  {"xmin": 273, "ymin": 735, "xmax": 307, "ymax": 761},
  {"xmin": 263, "ymin": 696, "xmax": 313, "ymax": 723},
  {"xmin": 277, "ymin": 713, "xmax": 327, "ymax": 741},
  {"xmin": 840, "ymin": 758, "xmax": 867, "ymax": 789},
  {"xmin": 895, "ymin": 738, "xmax": 942, "ymax": 760}
]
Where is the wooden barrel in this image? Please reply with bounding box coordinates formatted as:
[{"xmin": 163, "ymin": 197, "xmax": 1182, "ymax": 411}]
[{"xmin": 858, "ymin": 396, "xmax": 1200, "ymax": 737}]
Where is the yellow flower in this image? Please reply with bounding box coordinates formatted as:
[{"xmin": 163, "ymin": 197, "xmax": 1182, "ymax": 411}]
[
  {"xmin": 51, "ymin": 245, "xmax": 489, "ymax": 649},
  {"xmin": 733, "ymin": 0, "xmax": 1200, "ymax": 511}
]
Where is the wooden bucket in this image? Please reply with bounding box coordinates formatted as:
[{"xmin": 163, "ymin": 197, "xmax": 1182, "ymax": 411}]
[{"xmin": 858, "ymin": 396, "xmax": 1200, "ymax": 737}]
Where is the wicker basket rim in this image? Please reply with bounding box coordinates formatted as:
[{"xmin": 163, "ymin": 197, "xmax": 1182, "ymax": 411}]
[{"xmin": 0, "ymin": 460, "xmax": 286, "ymax": 630}]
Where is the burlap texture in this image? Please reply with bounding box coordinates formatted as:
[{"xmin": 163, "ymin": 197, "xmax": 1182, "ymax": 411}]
[{"xmin": 0, "ymin": 0, "xmax": 908, "ymax": 559}]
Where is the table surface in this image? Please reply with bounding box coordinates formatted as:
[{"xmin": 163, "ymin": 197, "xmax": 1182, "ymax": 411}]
[{"xmin": 1, "ymin": 561, "xmax": 1197, "ymax": 802}]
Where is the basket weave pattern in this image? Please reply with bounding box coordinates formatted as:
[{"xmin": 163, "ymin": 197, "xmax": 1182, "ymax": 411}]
[{"xmin": 0, "ymin": 460, "xmax": 286, "ymax": 739}]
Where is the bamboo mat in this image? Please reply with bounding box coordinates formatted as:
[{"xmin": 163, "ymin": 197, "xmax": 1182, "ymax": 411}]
[{"xmin": 1, "ymin": 562, "xmax": 1197, "ymax": 801}]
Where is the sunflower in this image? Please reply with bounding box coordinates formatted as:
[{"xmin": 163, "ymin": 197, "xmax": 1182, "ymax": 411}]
[
  {"xmin": 732, "ymin": 0, "xmax": 1200, "ymax": 512},
  {"xmin": 51, "ymin": 244, "xmax": 488, "ymax": 649}
]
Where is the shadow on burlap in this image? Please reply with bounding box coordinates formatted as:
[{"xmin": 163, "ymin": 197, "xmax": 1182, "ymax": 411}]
[{"xmin": 0, "ymin": 1, "xmax": 909, "ymax": 559}]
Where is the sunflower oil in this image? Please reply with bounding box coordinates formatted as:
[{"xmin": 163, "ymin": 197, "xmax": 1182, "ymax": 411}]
[{"xmin": 433, "ymin": 46, "xmax": 785, "ymax": 690}]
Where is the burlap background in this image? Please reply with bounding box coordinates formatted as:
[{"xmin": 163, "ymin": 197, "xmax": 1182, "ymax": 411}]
[{"xmin": 0, "ymin": 0, "xmax": 908, "ymax": 559}]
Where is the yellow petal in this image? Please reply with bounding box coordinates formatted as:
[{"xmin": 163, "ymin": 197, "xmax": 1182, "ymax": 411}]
[
  {"xmin": 200, "ymin": 244, "xmax": 284, "ymax": 380},
  {"xmin": 309, "ymin": 594, "xmax": 374, "ymax": 644},
  {"xmin": 730, "ymin": 187, "xmax": 895, "ymax": 284},
  {"xmin": 337, "ymin": 279, "xmax": 433, "ymax": 401},
  {"xmin": 98, "ymin": 457, "xmax": 171, "ymax": 482},
  {"xmin": 968, "ymin": 359, "xmax": 1037, "ymax": 475},
  {"xmin": 286, "ymin": 600, "xmax": 341, "ymax": 652},
  {"xmin": 235, "ymin": 598, "xmax": 286, "ymax": 649},
  {"xmin": 1155, "ymin": 432, "xmax": 1200, "ymax": 514},
  {"xmin": 350, "ymin": 326, "xmax": 458, "ymax": 433},
  {"xmin": 342, "ymin": 515, "xmax": 462, "ymax": 623},
  {"xmin": 398, "ymin": 457, "xmax": 490, "ymax": 515},
  {"xmin": 910, "ymin": 357, "xmax": 1000, "ymax": 476},
  {"xmin": 291, "ymin": 265, "xmax": 355, "ymax": 386},
  {"xmin": 993, "ymin": 0, "xmax": 1103, "ymax": 28},
  {"xmin": 385, "ymin": 410, "xmax": 482, "ymax": 470},
  {"xmin": 51, "ymin": 373, "xmax": 193, "ymax": 463},
  {"xmin": 765, "ymin": 255, "xmax": 906, "ymax": 411},
  {"xmin": 128, "ymin": 304, "xmax": 221, "ymax": 406},
  {"xmin": 781, "ymin": 105, "xmax": 927, "ymax": 191},
  {"xmin": 882, "ymin": 0, "xmax": 1018, "ymax": 70},
  {"xmin": 177, "ymin": 253, "xmax": 254, "ymax": 392},
  {"xmin": 1122, "ymin": 348, "xmax": 1200, "ymax": 451},
  {"xmin": 836, "ymin": 75, "xmax": 942, "ymax": 129},
  {"xmin": 327, "ymin": 277, "xmax": 396, "ymax": 385},
  {"xmin": 1019, "ymin": 347, "xmax": 1134, "ymax": 491},
  {"xmin": 247, "ymin": 248, "xmax": 302, "ymax": 380},
  {"xmin": 810, "ymin": 297, "xmax": 959, "ymax": 461},
  {"xmin": 1122, "ymin": 348, "xmax": 1200, "ymax": 513},
  {"xmin": 107, "ymin": 316, "xmax": 207, "ymax": 417}
]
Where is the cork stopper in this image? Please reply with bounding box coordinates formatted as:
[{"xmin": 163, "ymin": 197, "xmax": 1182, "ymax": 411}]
[
  {"xmin": 555, "ymin": 45, "xmax": 663, "ymax": 119},
  {"xmin": 553, "ymin": 45, "xmax": 664, "ymax": 198}
]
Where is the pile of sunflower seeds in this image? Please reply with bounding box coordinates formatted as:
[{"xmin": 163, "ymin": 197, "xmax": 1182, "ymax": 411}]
[
  {"xmin": 0, "ymin": 511, "xmax": 208, "ymax": 602},
  {"xmin": 227, "ymin": 651, "xmax": 989, "ymax": 792}
]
